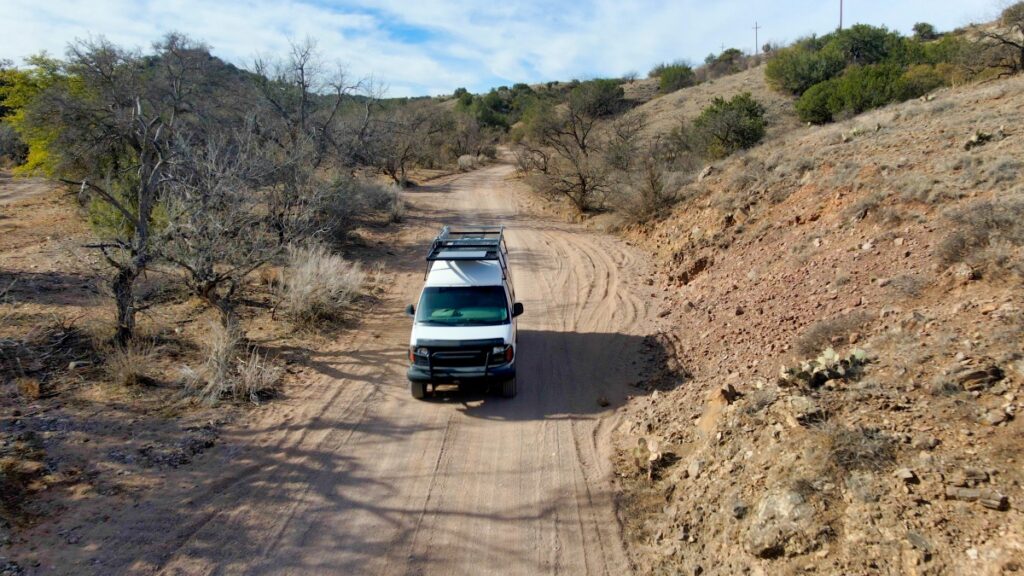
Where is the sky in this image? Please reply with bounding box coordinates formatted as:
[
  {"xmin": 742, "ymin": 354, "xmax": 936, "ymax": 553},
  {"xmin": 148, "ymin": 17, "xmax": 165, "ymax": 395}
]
[{"xmin": 0, "ymin": 0, "xmax": 998, "ymax": 97}]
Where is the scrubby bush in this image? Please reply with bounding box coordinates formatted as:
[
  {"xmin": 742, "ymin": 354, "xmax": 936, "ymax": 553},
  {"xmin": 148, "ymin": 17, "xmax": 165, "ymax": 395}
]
[
  {"xmin": 937, "ymin": 198, "xmax": 1024, "ymax": 279},
  {"xmin": 0, "ymin": 123, "xmax": 26, "ymax": 165},
  {"xmin": 822, "ymin": 425, "xmax": 897, "ymax": 473},
  {"xmin": 457, "ymin": 154, "xmax": 478, "ymax": 171},
  {"xmin": 613, "ymin": 153, "xmax": 685, "ymax": 223},
  {"xmin": 795, "ymin": 81, "xmax": 837, "ymax": 124},
  {"xmin": 975, "ymin": 2, "xmax": 1024, "ymax": 75},
  {"xmin": 320, "ymin": 177, "xmax": 398, "ymax": 240},
  {"xmin": 829, "ymin": 24, "xmax": 904, "ymax": 66},
  {"xmin": 795, "ymin": 313, "xmax": 871, "ymax": 356},
  {"xmin": 691, "ymin": 93, "xmax": 766, "ymax": 159},
  {"xmin": 387, "ymin": 187, "xmax": 405, "ymax": 223},
  {"xmin": 705, "ymin": 48, "xmax": 747, "ymax": 78},
  {"xmin": 280, "ymin": 243, "xmax": 365, "ymax": 326},
  {"xmin": 796, "ymin": 63, "xmax": 944, "ymax": 124},
  {"xmin": 182, "ymin": 320, "xmax": 280, "ymax": 405},
  {"xmin": 898, "ymin": 64, "xmax": 947, "ymax": 98},
  {"xmin": 768, "ymin": 24, "xmax": 954, "ymax": 102},
  {"xmin": 568, "ymin": 79, "xmax": 626, "ymax": 118},
  {"xmin": 765, "ymin": 39, "xmax": 848, "ymax": 95},
  {"xmin": 657, "ymin": 63, "xmax": 696, "ymax": 93}
]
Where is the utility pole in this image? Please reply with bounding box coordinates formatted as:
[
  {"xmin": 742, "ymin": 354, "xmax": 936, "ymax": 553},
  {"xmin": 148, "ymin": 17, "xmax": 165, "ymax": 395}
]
[
  {"xmin": 753, "ymin": 21, "xmax": 762, "ymax": 55},
  {"xmin": 839, "ymin": 0, "xmax": 844, "ymax": 30}
]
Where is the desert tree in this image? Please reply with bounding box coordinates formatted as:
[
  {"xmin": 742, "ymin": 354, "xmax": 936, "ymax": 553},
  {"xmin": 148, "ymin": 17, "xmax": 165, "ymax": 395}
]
[
  {"xmin": 913, "ymin": 22, "xmax": 939, "ymax": 41},
  {"xmin": 516, "ymin": 80, "xmax": 628, "ymax": 212},
  {"xmin": 23, "ymin": 35, "xmax": 214, "ymax": 343},
  {"xmin": 977, "ymin": 2, "xmax": 1024, "ymax": 76},
  {"xmin": 360, "ymin": 101, "xmax": 447, "ymax": 186},
  {"xmin": 252, "ymin": 38, "xmax": 362, "ymax": 240}
]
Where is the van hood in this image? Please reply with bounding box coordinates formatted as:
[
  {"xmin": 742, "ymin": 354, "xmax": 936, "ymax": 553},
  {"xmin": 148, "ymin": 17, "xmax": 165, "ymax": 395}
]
[{"xmin": 410, "ymin": 323, "xmax": 513, "ymax": 346}]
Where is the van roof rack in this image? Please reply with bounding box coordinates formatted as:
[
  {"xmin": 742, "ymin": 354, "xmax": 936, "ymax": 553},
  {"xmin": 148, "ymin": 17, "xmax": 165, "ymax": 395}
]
[{"xmin": 425, "ymin": 225, "xmax": 508, "ymax": 278}]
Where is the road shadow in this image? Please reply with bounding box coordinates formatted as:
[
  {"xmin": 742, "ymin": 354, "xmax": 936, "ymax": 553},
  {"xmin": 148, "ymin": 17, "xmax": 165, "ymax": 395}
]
[{"xmin": 406, "ymin": 329, "xmax": 686, "ymax": 421}]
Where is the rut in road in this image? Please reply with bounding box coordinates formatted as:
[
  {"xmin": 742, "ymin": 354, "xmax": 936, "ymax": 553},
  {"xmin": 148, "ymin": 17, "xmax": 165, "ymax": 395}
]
[{"xmin": 71, "ymin": 162, "xmax": 659, "ymax": 575}]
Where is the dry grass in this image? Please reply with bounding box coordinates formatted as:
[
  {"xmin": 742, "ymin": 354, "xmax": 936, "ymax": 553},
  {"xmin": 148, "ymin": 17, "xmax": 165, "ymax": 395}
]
[
  {"xmin": 888, "ymin": 274, "xmax": 929, "ymax": 298},
  {"xmin": 896, "ymin": 173, "xmax": 961, "ymax": 204},
  {"xmin": 234, "ymin": 348, "xmax": 282, "ymax": 404},
  {"xmin": 937, "ymin": 197, "xmax": 1024, "ymax": 276},
  {"xmin": 280, "ymin": 243, "xmax": 365, "ymax": 326},
  {"xmin": 388, "ymin": 187, "xmax": 406, "ymax": 223},
  {"xmin": 820, "ymin": 425, "xmax": 897, "ymax": 473},
  {"xmin": 104, "ymin": 340, "xmax": 158, "ymax": 386},
  {"xmin": 986, "ymin": 157, "xmax": 1022, "ymax": 185},
  {"xmin": 794, "ymin": 313, "xmax": 872, "ymax": 357},
  {"xmin": 182, "ymin": 320, "xmax": 280, "ymax": 405}
]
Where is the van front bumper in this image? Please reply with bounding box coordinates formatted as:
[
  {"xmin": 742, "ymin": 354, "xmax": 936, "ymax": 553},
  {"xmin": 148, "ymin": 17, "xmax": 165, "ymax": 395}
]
[{"xmin": 407, "ymin": 362, "xmax": 515, "ymax": 384}]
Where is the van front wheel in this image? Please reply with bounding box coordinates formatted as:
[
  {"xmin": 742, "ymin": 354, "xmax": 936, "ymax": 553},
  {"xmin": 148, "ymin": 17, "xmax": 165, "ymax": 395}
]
[
  {"xmin": 410, "ymin": 380, "xmax": 427, "ymax": 399},
  {"xmin": 501, "ymin": 377, "xmax": 517, "ymax": 398}
]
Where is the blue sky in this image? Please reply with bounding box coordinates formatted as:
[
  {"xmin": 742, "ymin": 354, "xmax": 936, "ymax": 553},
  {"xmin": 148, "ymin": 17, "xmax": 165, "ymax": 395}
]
[{"xmin": 0, "ymin": 0, "xmax": 998, "ymax": 97}]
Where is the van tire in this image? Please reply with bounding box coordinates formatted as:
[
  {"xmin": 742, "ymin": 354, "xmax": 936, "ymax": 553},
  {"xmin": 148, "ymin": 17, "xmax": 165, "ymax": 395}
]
[
  {"xmin": 410, "ymin": 380, "xmax": 427, "ymax": 399},
  {"xmin": 501, "ymin": 377, "xmax": 517, "ymax": 398}
]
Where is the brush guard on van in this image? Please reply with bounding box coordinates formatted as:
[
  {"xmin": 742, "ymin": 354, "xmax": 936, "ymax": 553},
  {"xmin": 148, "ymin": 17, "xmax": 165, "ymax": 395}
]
[{"xmin": 407, "ymin": 338, "xmax": 515, "ymax": 384}]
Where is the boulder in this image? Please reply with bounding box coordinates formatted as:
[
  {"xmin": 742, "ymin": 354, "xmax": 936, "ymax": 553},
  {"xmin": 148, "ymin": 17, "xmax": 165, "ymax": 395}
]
[{"xmin": 744, "ymin": 488, "xmax": 819, "ymax": 558}]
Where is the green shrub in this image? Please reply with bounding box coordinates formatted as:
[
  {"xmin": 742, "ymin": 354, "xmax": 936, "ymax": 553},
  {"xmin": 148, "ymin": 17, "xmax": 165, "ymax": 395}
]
[
  {"xmin": 657, "ymin": 64, "xmax": 696, "ymax": 93},
  {"xmin": 705, "ymin": 48, "xmax": 746, "ymax": 78},
  {"xmin": 692, "ymin": 93, "xmax": 766, "ymax": 158},
  {"xmin": 795, "ymin": 81, "xmax": 838, "ymax": 124},
  {"xmin": 765, "ymin": 42, "xmax": 846, "ymax": 95},
  {"xmin": 831, "ymin": 63, "xmax": 905, "ymax": 116},
  {"xmin": 767, "ymin": 25, "xmax": 924, "ymax": 97},
  {"xmin": 898, "ymin": 64, "xmax": 946, "ymax": 99},
  {"xmin": 829, "ymin": 24, "xmax": 904, "ymax": 66},
  {"xmin": 568, "ymin": 79, "xmax": 625, "ymax": 118},
  {"xmin": 920, "ymin": 34, "xmax": 967, "ymax": 65},
  {"xmin": 796, "ymin": 62, "xmax": 941, "ymax": 124}
]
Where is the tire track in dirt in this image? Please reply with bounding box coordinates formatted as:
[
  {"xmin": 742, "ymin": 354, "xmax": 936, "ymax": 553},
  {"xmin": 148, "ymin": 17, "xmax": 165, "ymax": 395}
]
[{"xmin": 46, "ymin": 161, "xmax": 657, "ymax": 575}]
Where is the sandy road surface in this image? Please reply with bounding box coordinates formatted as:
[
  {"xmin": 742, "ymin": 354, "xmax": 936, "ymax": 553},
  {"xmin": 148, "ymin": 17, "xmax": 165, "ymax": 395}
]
[{"xmin": 34, "ymin": 162, "xmax": 657, "ymax": 575}]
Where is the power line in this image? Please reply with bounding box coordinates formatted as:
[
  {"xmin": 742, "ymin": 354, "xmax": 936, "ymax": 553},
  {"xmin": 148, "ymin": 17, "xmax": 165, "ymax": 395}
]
[{"xmin": 753, "ymin": 21, "xmax": 762, "ymax": 55}]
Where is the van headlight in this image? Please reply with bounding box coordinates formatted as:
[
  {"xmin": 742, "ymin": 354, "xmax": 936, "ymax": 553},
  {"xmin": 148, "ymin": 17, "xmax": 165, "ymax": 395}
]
[
  {"xmin": 492, "ymin": 345, "xmax": 514, "ymax": 363},
  {"xmin": 409, "ymin": 347, "xmax": 429, "ymax": 363}
]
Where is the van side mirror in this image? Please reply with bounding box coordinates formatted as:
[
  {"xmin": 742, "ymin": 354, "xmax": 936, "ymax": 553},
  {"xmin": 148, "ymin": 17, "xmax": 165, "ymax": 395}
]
[
  {"xmin": 512, "ymin": 302, "xmax": 524, "ymax": 317},
  {"xmin": 405, "ymin": 304, "xmax": 416, "ymax": 317}
]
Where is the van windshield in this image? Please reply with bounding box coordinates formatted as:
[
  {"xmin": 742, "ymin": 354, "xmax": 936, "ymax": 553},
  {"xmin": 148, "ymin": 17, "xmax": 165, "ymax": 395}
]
[{"xmin": 416, "ymin": 286, "xmax": 509, "ymax": 326}]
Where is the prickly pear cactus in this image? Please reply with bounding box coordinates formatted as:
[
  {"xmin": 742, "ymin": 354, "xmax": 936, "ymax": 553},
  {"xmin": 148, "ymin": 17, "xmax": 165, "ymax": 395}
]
[{"xmin": 779, "ymin": 348, "xmax": 868, "ymax": 387}]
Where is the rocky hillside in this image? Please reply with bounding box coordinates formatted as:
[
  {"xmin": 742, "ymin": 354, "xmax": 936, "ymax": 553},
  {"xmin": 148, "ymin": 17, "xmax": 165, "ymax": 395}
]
[{"xmin": 616, "ymin": 73, "xmax": 1024, "ymax": 574}]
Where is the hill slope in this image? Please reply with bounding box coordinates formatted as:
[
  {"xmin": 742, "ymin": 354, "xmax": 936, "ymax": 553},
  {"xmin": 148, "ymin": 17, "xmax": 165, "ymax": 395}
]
[
  {"xmin": 623, "ymin": 65, "xmax": 800, "ymax": 142},
  {"xmin": 616, "ymin": 74, "xmax": 1024, "ymax": 574}
]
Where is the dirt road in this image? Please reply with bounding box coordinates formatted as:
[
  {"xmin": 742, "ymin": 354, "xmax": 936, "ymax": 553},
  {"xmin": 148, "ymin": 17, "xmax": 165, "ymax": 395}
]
[{"xmin": 39, "ymin": 162, "xmax": 658, "ymax": 575}]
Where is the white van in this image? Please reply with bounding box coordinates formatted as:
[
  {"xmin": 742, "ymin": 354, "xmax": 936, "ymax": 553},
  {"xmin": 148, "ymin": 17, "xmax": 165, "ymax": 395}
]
[{"xmin": 405, "ymin": 226, "xmax": 523, "ymax": 399}]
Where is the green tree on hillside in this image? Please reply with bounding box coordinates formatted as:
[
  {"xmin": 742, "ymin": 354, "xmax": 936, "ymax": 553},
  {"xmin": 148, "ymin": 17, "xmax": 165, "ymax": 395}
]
[{"xmin": 913, "ymin": 22, "xmax": 939, "ymax": 41}]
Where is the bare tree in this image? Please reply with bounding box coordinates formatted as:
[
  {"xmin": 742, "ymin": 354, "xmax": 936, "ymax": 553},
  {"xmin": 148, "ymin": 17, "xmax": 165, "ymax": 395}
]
[
  {"xmin": 160, "ymin": 124, "xmax": 283, "ymax": 324},
  {"xmin": 252, "ymin": 38, "xmax": 362, "ymax": 241},
  {"xmin": 361, "ymin": 102, "xmax": 446, "ymax": 186},
  {"xmin": 977, "ymin": 3, "xmax": 1024, "ymax": 76}
]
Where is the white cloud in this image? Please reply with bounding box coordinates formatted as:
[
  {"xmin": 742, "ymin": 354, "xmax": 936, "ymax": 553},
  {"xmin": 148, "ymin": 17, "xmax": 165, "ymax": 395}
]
[{"xmin": 0, "ymin": 0, "xmax": 994, "ymax": 96}]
